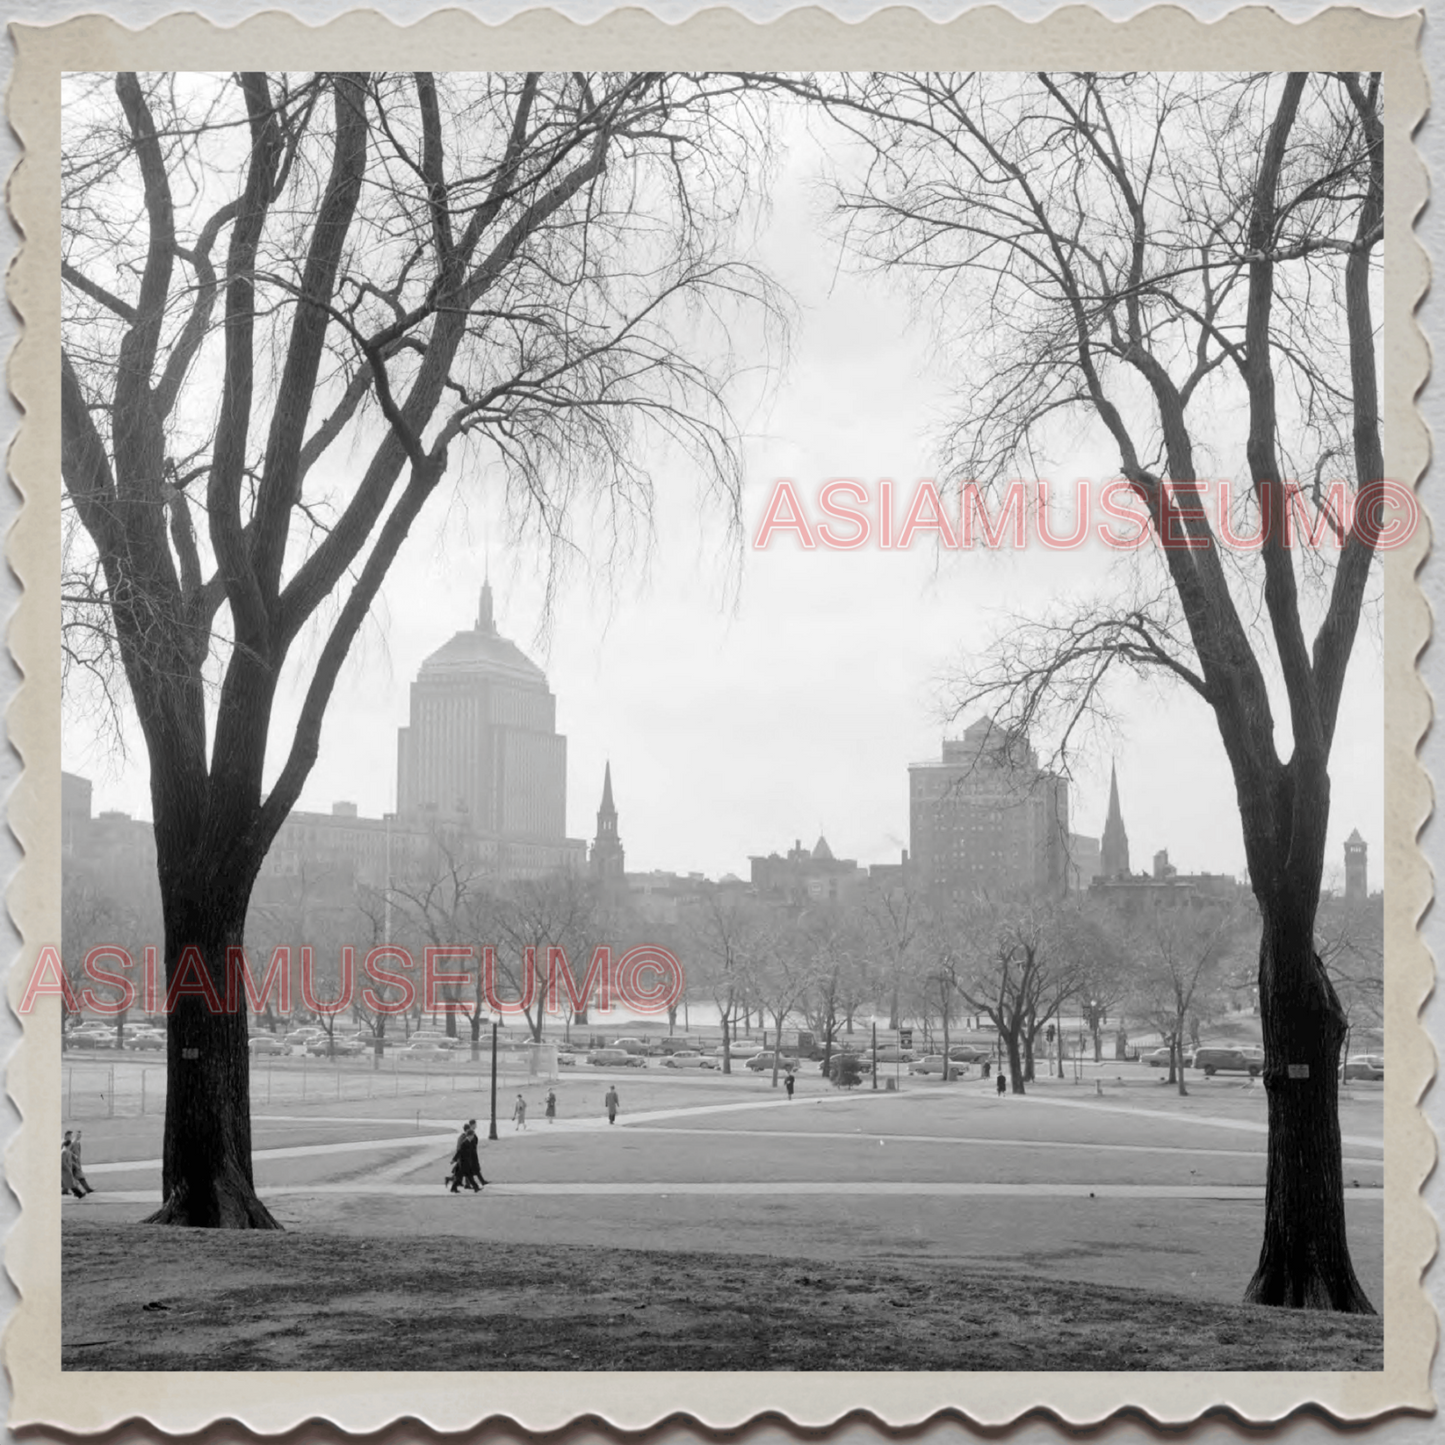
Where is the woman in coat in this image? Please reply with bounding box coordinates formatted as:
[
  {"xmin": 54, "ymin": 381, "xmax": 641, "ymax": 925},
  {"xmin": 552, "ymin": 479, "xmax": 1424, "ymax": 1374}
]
[
  {"xmin": 60, "ymin": 1133, "xmax": 84, "ymax": 1199},
  {"xmin": 69, "ymin": 1128, "xmax": 94, "ymax": 1195}
]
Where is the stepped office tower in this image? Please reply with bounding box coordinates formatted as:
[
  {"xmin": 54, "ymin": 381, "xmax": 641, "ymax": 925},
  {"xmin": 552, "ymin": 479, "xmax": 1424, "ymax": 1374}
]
[
  {"xmin": 396, "ymin": 583, "xmax": 568, "ymax": 845},
  {"xmin": 909, "ymin": 718, "xmax": 1070, "ymax": 903}
]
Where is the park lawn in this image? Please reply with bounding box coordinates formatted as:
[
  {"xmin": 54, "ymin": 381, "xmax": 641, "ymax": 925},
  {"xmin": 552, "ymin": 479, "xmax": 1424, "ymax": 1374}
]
[{"xmin": 62, "ymin": 1220, "xmax": 1381, "ymax": 1372}]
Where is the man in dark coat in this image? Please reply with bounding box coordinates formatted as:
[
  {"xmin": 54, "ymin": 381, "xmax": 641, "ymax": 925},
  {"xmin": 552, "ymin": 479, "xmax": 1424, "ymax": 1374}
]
[{"xmin": 448, "ymin": 1120, "xmax": 486, "ymax": 1192}]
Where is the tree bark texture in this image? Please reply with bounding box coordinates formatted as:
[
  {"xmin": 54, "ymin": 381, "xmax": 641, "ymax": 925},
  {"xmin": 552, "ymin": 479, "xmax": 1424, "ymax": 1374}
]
[
  {"xmin": 143, "ymin": 877, "xmax": 280, "ymax": 1229},
  {"xmin": 1244, "ymin": 896, "xmax": 1373, "ymax": 1311}
]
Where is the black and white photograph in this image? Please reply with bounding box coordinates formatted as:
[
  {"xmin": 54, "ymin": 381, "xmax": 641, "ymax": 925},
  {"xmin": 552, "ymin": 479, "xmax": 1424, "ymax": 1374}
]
[{"xmin": 9, "ymin": 4, "xmax": 1431, "ymax": 1429}]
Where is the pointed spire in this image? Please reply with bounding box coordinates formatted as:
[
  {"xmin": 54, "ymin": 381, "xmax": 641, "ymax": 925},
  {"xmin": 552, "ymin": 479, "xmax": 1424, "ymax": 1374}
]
[
  {"xmin": 1100, "ymin": 759, "xmax": 1130, "ymax": 879},
  {"xmin": 592, "ymin": 762, "xmax": 624, "ymax": 884},
  {"xmin": 477, "ymin": 579, "xmax": 496, "ymax": 634}
]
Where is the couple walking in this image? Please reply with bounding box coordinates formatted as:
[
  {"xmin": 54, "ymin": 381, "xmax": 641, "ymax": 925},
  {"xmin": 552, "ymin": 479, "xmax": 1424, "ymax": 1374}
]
[
  {"xmin": 61, "ymin": 1130, "xmax": 93, "ymax": 1199},
  {"xmin": 446, "ymin": 1120, "xmax": 487, "ymax": 1193}
]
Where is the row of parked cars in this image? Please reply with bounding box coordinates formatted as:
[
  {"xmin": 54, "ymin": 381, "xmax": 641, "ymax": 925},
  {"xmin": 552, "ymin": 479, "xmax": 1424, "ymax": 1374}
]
[
  {"xmin": 63, "ymin": 1022, "xmax": 166, "ymax": 1051},
  {"xmin": 1142, "ymin": 1044, "xmax": 1384, "ymax": 1080},
  {"xmin": 1142, "ymin": 1044, "xmax": 1266, "ymax": 1076},
  {"xmin": 248, "ymin": 1026, "xmax": 478, "ymax": 1060}
]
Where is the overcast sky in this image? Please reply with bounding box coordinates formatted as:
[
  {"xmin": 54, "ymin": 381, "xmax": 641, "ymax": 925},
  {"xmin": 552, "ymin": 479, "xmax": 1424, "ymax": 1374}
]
[{"xmin": 62, "ymin": 112, "xmax": 1386, "ymax": 894}]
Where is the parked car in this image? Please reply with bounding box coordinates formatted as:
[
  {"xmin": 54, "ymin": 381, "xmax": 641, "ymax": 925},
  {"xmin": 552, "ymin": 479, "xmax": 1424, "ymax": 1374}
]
[
  {"xmin": 909, "ymin": 1055, "xmax": 958, "ymax": 1076},
  {"xmin": 249, "ymin": 1034, "xmax": 289, "ymax": 1056},
  {"xmin": 306, "ymin": 1035, "xmax": 364, "ymax": 1057},
  {"xmin": 874, "ymin": 1046, "xmax": 915, "ymax": 1063},
  {"xmin": 658, "ymin": 1037, "xmax": 702, "ymax": 1055},
  {"xmin": 608, "ymin": 1037, "xmax": 649, "ymax": 1055},
  {"xmin": 946, "ymin": 1044, "xmax": 994, "ymax": 1064},
  {"xmin": 1343, "ymin": 1054, "xmax": 1385, "ymax": 1081},
  {"xmin": 744, "ymin": 1051, "xmax": 795, "ymax": 1072},
  {"xmin": 399, "ymin": 1042, "xmax": 449, "ymax": 1060},
  {"xmin": 1143, "ymin": 1046, "xmax": 1194, "ymax": 1069},
  {"xmin": 67, "ymin": 1028, "xmax": 115, "ymax": 1050},
  {"xmin": 284, "ymin": 1028, "xmax": 324, "ymax": 1047},
  {"xmin": 661, "ymin": 1050, "xmax": 710, "ymax": 1068},
  {"xmin": 711, "ymin": 1041, "xmax": 762, "ymax": 1061},
  {"xmin": 409, "ymin": 1032, "xmax": 464, "ymax": 1051},
  {"xmin": 589, "ymin": 1047, "xmax": 646, "ymax": 1067},
  {"xmin": 556, "ymin": 1051, "xmax": 576, "ymax": 1066},
  {"xmin": 1193, "ymin": 1044, "xmax": 1264, "ymax": 1077}
]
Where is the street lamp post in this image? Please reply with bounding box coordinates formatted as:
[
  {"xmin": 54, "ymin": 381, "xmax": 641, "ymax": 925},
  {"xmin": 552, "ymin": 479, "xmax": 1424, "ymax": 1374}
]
[
  {"xmin": 488, "ymin": 1014, "xmax": 501, "ymax": 1141},
  {"xmin": 871, "ymin": 1016, "xmax": 879, "ymax": 1092}
]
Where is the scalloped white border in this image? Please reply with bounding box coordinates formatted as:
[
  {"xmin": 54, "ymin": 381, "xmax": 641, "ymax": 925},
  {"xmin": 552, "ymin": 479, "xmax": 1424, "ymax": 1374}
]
[{"xmin": 4, "ymin": 5, "xmax": 1433, "ymax": 1433}]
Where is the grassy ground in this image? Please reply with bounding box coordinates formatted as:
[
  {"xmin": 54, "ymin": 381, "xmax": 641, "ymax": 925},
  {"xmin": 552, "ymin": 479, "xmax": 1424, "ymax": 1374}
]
[{"xmin": 62, "ymin": 1220, "xmax": 1381, "ymax": 1372}]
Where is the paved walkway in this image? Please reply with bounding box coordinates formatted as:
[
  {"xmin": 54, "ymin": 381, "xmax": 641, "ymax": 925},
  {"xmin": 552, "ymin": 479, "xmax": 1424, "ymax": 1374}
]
[
  {"xmin": 626, "ymin": 1125, "xmax": 1383, "ymax": 1169},
  {"xmin": 74, "ymin": 1180, "xmax": 1384, "ymax": 1204},
  {"xmin": 1000, "ymin": 1090, "xmax": 1385, "ymax": 1151},
  {"xmin": 89, "ymin": 1085, "xmax": 1385, "ymax": 1176}
]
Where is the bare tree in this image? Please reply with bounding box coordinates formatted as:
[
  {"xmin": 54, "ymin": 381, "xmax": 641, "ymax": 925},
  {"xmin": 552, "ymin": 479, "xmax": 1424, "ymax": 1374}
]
[
  {"xmin": 1317, "ymin": 901, "xmax": 1384, "ymax": 1074},
  {"xmin": 1126, "ymin": 903, "xmax": 1242, "ymax": 1095},
  {"xmin": 62, "ymin": 858, "xmax": 157, "ymax": 1045},
  {"xmin": 859, "ymin": 878, "xmax": 921, "ymax": 1030},
  {"xmin": 798, "ymin": 904, "xmax": 867, "ymax": 1077},
  {"xmin": 61, "ymin": 71, "xmax": 779, "ymax": 1226},
  {"xmin": 490, "ymin": 869, "xmax": 603, "ymax": 1043},
  {"xmin": 745, "ymin": 908, "xmax": 816, "ymax": 1087},
  {"xmin": 956, "ymin": 898, "xmax": 1076, "ymax": 1094},
  {"xmin": 687, "ymin": 889, "xmax": 763, "ymax": 1074},
  {"xmin": 807, "ymin": 70, "xmax": 1382, "ymax": 1311}
]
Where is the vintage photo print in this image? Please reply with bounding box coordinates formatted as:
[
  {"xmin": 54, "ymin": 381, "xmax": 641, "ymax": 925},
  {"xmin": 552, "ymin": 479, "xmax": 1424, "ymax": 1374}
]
[{"xmin": 4, "ymin": 3, "xmax": 1432, "ymax": 1434}]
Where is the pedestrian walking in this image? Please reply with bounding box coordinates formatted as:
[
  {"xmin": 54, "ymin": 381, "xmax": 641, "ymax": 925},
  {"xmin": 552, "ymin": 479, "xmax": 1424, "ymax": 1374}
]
[
  {"xmin": 544, "ymin": 1089, "xmax": 557, "ymax": 1123},
  {"xmin": 995, "ymin": 1071, "xmax": 1007, "ymax": 1097},
  {"xmin": 512, "ymin": 1094, "xmax": 528, "ymax": 1131},
  {"xmin": 69, "ymin": 1129, "xmax": 94, "ymax": 1196},
  {"xmin": 784, "ymin": 1071, "xmax": 795, "ymax": 1100},
  {"xmin": 604, "ymin": 1085, "xmax": 620, "ymax": 1125},
  {"xmin": 60, "ymin": 1132, "xmax": 85, "ymax": 1200},
  {"xmin": 447, "ymin": 1120, "xmax": 486, "ymax": 1192}
]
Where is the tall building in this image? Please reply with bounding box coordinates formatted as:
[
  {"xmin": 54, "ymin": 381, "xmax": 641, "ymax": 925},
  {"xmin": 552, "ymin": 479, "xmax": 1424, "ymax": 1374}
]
[
  {"xmin": 1066, "ymin": 833, "xmax": 1101, "ymax": 892},
  {"xmin": 396, "ymin": 581, "xmax": 569, "ymax": 845},
  {"xmin": 1099, "ymin": 762, "xmax": 1130, "ymax": 879},
  {"xmin": 908, "ymin": 718, "xmax": 1069, "ymax": 904},
  {"xmin": 590, "ymin": 762, "xmax": 626, "ymax": 884},
  {"xmin": 1344, "ymin": 829, "xmax": 1368, "ymax": 906}
]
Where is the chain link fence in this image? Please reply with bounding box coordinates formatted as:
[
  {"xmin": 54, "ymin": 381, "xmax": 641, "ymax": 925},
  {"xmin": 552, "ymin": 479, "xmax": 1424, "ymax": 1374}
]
[{"xmin": 61, "ymin": 1048, "xmax": 559, "ymax": 1120}]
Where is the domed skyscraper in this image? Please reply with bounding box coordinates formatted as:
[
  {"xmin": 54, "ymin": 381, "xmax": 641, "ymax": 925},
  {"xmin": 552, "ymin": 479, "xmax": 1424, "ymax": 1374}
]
[{"xmin": 395, "ymin": 582, "xmax": 584, "ymax": 873}]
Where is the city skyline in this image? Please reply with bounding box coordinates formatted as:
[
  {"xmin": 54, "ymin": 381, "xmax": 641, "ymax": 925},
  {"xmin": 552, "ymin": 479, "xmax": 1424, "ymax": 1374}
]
[{"xmin": 60, "ymin": 121, "xmax": 1385, "ymax": 891}]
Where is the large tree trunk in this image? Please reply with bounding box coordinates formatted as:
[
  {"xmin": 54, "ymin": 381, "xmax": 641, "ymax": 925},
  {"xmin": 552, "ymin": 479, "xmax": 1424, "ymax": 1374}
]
[
  {"xmin": 144, "ymin": 879, "xmax": 281, "ymax": 1229},
  {"xmin": 1245, "ymin": 896, "xmax": 1372, "ymax": 1311},
  {"xmin": 1003, "ymin": 1031, "xmax": 1025, "ymax": 1095}
]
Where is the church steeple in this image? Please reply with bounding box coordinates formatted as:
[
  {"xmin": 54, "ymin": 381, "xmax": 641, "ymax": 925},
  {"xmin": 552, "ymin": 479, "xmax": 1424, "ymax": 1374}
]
[
  {"xmin": 591, "ymin": 762, "xmax": 625, "ymax": 885},
  {"xmin": 1100, "ymin": 760, "xmax": 1130, "ymax": 879},
  {"xmin": 477, "ymin": 579, "xmax": 496, "ymax": 635}
]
